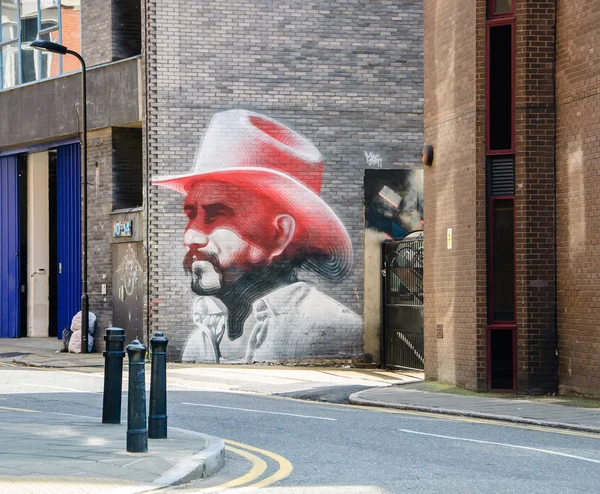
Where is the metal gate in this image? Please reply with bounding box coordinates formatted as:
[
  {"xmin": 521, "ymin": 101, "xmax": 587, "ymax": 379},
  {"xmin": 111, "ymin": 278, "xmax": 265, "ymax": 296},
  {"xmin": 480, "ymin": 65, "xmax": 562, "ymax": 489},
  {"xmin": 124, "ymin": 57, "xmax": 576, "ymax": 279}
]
[
  {"xmin": 381, "ymin": 233, "xmax": 424, "ymax": 370},
  {"xmin": 0, "ymin": 156, "xmax": 20, "ymax": 338}
]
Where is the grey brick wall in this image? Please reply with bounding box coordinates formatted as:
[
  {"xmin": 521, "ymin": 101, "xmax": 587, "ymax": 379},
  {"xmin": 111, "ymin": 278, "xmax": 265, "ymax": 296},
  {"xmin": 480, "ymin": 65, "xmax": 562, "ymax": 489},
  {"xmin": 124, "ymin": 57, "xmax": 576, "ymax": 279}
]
[
  {"xmin": 146, "ymin": 0, "xmax": 424, "ymax": 362},
  {"xmin": 86, "ymin": 127, "xmax": 143, "ymax": 352},
  {"xmin": 87, "ymin": 128, "xmax": 115, "ymax": 351},
  {"xmin": 82, "ymin": 0, "xmax": 141, "ymax": 66}
]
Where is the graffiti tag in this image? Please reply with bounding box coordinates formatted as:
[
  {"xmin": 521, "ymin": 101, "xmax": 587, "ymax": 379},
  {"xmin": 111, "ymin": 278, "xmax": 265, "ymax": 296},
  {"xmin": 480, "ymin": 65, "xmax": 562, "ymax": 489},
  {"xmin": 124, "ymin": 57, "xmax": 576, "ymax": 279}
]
[{"xmin": 364, "ymin": 151, "xmax": 383, "ymax": 168}]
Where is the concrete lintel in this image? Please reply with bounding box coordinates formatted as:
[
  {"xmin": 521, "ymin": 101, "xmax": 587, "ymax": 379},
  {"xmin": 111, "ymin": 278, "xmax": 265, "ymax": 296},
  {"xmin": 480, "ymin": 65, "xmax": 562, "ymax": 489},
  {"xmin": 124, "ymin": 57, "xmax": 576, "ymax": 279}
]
[{"xmin": 0, "ymin": 57, "xmax": 141, "ymax": 151}]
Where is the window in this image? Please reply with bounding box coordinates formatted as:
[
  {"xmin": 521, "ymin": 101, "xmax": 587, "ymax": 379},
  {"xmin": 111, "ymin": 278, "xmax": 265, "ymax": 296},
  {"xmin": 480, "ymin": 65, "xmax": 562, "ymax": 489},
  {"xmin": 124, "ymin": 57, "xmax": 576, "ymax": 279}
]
[
  {"xmin": 0, "ymin": 0, "xmax": 80, "ymax": 90},
  {"xmin": 491, "ymin": 0, "xmax": 513, "ymax": 16},
  {"xmin": 488, "ymin": 23, "xmax": 513, "ymax": 152},
  {"xmin": 486, "ymin": 0, "xmax": 516, "ymax": 390},
  {"xmin": 491, "ymin": 198, "xmax": 515, "ymax": 321}
]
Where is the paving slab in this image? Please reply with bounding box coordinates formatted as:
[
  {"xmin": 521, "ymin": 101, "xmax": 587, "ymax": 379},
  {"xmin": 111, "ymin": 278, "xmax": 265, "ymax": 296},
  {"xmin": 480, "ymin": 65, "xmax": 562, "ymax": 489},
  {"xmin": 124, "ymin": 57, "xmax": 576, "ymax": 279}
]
[{"xmin": 0, "ymin": 409, "xmax": 225, "ymax": 494}]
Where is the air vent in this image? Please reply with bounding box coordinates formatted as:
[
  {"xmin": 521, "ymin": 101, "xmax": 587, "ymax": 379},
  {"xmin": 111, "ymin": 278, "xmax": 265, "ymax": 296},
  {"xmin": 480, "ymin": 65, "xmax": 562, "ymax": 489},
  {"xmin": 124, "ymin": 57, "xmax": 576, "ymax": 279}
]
[{"xmin": 490, "ymin": 157, "xmax": 514, "ymax": 196}]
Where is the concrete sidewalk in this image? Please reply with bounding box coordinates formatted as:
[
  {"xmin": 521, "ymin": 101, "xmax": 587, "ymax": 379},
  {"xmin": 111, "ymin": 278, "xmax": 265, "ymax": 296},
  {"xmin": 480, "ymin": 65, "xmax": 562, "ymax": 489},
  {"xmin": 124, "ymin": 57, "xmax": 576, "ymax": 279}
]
[
  {"xmin": 0, "ymin": 408, "xmax": 225, "ymax": 494},
  {"xmin": 350, "ymin": 383, "xmax": 600, "ymax": 433},
  {"xmin": 0, "ymin": 337, "xmax": 104, "ymax": 368}
]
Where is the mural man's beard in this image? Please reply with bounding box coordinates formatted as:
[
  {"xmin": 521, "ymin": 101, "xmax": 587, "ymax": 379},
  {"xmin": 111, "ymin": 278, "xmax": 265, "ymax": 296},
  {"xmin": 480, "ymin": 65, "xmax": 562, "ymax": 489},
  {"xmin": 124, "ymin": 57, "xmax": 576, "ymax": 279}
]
[{"xmin": 187, "ymin": 258, "xmax": 298, "ymax": 340}]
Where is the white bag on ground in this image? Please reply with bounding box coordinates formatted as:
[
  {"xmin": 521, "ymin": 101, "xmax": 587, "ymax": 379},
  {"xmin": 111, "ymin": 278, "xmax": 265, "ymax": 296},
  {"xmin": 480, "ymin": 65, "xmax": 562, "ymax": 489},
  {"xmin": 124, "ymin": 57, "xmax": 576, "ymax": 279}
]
[
  {"xmin": 70, "ymin": 311, "xmax": 97, "ymax": 336},
  {"xmin": 68, "ymin": 311, "xmax": 96, "ymax": 353},
  {"xmin": 68, "ymin": 329, "xmax": 94, "ymax": 353}
]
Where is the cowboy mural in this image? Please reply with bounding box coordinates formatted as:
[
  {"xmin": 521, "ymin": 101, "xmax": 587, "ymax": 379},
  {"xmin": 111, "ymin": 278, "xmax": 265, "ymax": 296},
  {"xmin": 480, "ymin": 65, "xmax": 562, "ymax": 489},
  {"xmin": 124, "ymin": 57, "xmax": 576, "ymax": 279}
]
[{"xmin": 154, "ymin": 109, "xmax": 361, "ymax": 363}]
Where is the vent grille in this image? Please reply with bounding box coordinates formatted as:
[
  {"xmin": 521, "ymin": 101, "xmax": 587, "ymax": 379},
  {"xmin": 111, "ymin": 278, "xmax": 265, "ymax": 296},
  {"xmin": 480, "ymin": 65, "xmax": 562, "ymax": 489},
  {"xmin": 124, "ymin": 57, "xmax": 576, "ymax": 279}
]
[{"xmin": 490, "ymin": 157, "xmax": 514, "ymax": 196}]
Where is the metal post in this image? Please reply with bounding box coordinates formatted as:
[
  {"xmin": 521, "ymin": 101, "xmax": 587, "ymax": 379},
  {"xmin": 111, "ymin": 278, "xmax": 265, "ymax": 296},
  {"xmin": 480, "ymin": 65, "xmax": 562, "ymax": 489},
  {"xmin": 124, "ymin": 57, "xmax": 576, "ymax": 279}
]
[
  {"xmin": 126, "ymin": 339, "xmax": 147, "ymax": 453},
  {"xmin": 149, "ymin": 332, "xmax": 169, "ymax": 439},
  {"xmin": 68, "ymin": 49, "xmax": 89, "ymax": 354},
  {"xmin": 102, "ymin": 328, "xmax": 126, "ymax": 424}
]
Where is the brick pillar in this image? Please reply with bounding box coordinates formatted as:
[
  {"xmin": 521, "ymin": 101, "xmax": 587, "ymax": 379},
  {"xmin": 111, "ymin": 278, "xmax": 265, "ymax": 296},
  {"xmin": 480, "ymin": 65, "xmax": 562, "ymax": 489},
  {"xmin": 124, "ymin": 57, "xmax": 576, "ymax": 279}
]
[
  {"xmin": 423, "ymin": 0, "xmax": 488, "ymax": 391},
  {"xmin": 86, "ymin": 129, "xmax": 115, "ymax": 351},
  {"xmin": 514, "ymin": 1, "xmax": 558, "ymax": 394}
]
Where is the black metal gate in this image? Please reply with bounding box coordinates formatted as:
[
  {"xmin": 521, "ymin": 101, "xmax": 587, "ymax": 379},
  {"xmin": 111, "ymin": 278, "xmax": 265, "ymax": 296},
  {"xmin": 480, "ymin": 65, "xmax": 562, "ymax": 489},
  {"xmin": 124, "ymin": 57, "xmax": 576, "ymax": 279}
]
[{"xmin": 381, "ymin": 233, "xmax": 424, "ymax": 370}]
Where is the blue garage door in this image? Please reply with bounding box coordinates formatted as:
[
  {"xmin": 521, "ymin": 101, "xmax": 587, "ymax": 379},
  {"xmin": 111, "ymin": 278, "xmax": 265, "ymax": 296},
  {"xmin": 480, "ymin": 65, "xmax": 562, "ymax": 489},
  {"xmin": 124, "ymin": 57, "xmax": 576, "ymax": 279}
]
[
  {"xmin": 56, "ymin": 144, "xmax": 82, "ymax": 338},
  {"xmin": 0, "ymin": 156, "xmax": 20, "ymax": 338}
]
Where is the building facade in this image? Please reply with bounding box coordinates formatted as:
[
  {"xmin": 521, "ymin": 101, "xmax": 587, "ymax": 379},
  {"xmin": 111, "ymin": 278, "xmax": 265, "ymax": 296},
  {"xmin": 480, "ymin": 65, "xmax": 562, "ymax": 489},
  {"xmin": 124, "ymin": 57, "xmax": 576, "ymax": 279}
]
[
  {"xmin": 424, "ymin": 0, "xmax": 600, "ymax": 397},
  {"xmin": 0, "ymin": 0, "xmax": 143, "ymax": 349},
  {"xmin": 145, "ymin": 0, "xmax": 424, "ymax": 363},
  {"xmin": 0, "ymin": 0, "xmax": 425, "ymax": 364}
]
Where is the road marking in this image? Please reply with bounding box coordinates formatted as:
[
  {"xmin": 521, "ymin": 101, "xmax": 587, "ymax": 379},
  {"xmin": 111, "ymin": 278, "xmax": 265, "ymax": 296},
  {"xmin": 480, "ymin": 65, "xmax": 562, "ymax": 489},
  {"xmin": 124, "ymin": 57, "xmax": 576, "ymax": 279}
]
[
  {"xmin": 181, "ymin": 402, "xmax": 337, "ymax": 421},
  {"xmin": 216, "ymin": 445, "xmax": 267, "ymax": 489},
  {"xmin": 397, "ymin": 429, "xmax": 600, "ymax": 464},
  {"xmin": 342, "ymin": 402, "xmax": 600, "ymax": 438},
  {"xmin": 0, "ymin": 406, "xmax": 39, "ymax": 413},
  {"xmin": 20, "ymin": 383, "xmax": 100, "ymax": 394},
  {"xmin": 225, "ymin": 439, "xmax": 294, "ymax": 488}
]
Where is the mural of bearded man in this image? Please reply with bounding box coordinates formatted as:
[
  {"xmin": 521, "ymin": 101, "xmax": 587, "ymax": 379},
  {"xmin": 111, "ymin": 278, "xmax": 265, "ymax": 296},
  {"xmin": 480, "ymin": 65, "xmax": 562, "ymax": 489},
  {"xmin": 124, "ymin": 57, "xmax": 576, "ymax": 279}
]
[{"xmin": 154, "ymin": 109, "xmax": 362, "ymax": 363}]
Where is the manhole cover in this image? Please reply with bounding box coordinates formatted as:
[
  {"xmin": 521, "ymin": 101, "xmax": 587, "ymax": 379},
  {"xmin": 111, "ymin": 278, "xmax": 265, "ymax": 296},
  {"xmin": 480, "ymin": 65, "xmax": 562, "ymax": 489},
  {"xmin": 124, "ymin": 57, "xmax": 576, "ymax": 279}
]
[{"xmin": 0, "ymin": 352, "xmax": 31, "ymax": 358}]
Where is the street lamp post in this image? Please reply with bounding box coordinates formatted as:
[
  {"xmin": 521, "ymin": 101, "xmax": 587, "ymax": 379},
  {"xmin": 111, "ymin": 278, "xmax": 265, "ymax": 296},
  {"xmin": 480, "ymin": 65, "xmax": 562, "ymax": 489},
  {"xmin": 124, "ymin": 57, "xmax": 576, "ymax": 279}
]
[{"xmin": 32, "ymin": 40, "xmax": 89, "ymax": 353}]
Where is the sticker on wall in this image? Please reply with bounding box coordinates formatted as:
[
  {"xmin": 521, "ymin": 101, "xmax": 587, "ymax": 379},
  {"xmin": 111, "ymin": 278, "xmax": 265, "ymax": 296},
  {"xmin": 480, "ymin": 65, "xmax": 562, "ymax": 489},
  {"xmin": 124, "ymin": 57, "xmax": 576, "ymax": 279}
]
[{"xmin": 153, "ymin": 110, "xmax": 362, "ymax": 363}]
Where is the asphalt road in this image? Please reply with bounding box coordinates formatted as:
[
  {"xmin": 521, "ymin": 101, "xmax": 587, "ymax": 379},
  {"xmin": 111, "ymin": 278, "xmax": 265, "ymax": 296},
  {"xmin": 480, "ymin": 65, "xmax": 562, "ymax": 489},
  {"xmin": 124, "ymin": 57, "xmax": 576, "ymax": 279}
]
[{"xmin": 2, "ymin": 366, "xmax": 600, "ymax": 493}]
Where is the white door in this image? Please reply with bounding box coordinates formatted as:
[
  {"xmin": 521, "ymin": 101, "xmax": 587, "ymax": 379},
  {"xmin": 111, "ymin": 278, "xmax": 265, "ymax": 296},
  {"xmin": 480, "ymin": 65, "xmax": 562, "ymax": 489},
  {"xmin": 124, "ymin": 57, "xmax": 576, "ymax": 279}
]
[{"xmin": 27, "ymin": 152, "xmax": 50, "ymax": 337}]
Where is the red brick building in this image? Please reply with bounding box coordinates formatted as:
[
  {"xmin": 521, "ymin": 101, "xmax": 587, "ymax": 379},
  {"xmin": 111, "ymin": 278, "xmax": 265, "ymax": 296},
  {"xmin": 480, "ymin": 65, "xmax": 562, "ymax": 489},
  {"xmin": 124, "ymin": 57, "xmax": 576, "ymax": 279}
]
[{"xmin": 424, "ymin": 0, "xmax": 600, "ymax": 397}]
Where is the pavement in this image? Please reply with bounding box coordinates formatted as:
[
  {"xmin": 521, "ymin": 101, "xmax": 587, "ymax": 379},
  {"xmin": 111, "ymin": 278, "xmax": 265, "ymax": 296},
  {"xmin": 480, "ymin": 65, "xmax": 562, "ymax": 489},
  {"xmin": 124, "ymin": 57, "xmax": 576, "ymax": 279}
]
[
  {"xmin": 1, "ymin": 336, "xmax": 600, "ymax": 493},
  {"xmin": 350, "ymin": 383, "xmax": 600, "ymax": 433},
  {"xmin": 0, "ymin": 338, "xmax": 227, "ymax": 493},
  {"xmin": 0, "ymin": 408, "xmax": 225, "ymax": 494}
]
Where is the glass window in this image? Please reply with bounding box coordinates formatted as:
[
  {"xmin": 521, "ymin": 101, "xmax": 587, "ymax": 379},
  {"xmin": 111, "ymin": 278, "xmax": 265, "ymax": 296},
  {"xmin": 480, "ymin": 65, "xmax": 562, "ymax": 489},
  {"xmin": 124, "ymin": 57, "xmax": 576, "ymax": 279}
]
[
  {"xmin": 1, "ymin": 41, "xmax": 19, "ymax": 88},
  {"xmin": 494, "ymin": 0, "xmax": 512, "ymax": 15},
  {"xmin": 20, "ymin": 0, "xmax": 38, "ymax": 83},
  {"xmin": 40, "ymin": 28, "xmax": 60, "ymax": 78},
  {"xmin": 40, "ymin": 0, "xmax": 59, "ymax": 31},
  {"xmin": 1, "ymin": 1, "xmax": 19, "ymax": 42},
  {"xmin": 61, "ymin": 0, "xmax": 81, "ymax": 74},
  {"xmin": 491, "ymin": 198, "xmax": 515, "ymax": 322},
  {"xmin": 0, "ymin": 0, "xmax": 81, "ymax": 89},
  {"xmin": 489, "ymin": 23, "xmax": 513, "ymax": 151}
]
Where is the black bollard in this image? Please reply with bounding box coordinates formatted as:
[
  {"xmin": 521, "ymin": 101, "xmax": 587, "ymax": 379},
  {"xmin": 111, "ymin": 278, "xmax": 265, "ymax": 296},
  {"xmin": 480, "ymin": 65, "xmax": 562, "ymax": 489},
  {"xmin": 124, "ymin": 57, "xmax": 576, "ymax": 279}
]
[
  {"xmin": 126, "ymin": 339, "xmax": 148, "ymax": 453},
  {"xmin": 102, "ymin": 328, "xmax": 126, "ymax": 424},
  {"xmin": 149, "ymin": 332, "xmax": 169, "ymax": 439}
]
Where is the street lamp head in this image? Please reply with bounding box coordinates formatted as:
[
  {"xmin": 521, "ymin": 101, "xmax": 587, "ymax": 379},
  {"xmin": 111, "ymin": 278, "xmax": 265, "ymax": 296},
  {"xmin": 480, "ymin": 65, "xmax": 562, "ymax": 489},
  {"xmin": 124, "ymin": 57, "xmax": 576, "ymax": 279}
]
[{"xmin": 31, "ymin": 40, "xmax": 68, "ymax": 55}]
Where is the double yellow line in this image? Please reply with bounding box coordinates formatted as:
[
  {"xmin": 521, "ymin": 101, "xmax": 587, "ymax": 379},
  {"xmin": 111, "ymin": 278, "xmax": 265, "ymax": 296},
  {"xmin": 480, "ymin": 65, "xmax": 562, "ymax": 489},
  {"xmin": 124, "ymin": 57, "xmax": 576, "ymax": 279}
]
[{"xmin": 209, "ymin": 439, "xmax": 293, "ymax": 491}]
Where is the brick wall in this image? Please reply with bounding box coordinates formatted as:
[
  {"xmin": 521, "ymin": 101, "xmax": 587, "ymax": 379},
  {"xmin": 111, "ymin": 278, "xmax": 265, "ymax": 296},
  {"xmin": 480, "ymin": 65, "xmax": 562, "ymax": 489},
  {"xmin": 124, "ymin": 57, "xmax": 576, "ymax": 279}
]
[
  {"xmin": 423, "ymin": 0, "xmax": 487, "ymax": 391},
  {"xmin": 513, "ymin": 1, "xmax": 558, "ymax": 394},
  {"xmin": 556, "ymin": 0, "xmax": 600, "ymax": 397},
  {"xmin": 62, "ymin": 7, "xmax": 82, "ymax": 73},
  {"xmin": 82, "ymin": 0, "xmax": 140, "ymax": 67},
  {"xmin": 87, "ymin": 128, "xmax": 115, "ymax": 351},
  {"xmin": 146, "ymin": 0, "xmax": 423, "ymax": 362},
  {"xmin": 82, "ymin": 0, "xmax": 112, "ymax": 66}
]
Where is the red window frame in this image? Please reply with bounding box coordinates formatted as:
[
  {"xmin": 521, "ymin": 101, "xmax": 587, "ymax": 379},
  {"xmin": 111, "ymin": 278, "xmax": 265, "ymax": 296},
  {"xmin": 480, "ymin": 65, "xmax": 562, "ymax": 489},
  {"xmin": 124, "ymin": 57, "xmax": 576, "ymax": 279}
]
[
  {"xmin": 485, "ymin": 17, "xmax": 515, "ymax": 155},
  {"xmin": 487, "ymin": 195, "xmax": 516, "ymax": 326},
  {"xmin": 487, "ymin": 193, "xmax": 516, "ymax": 391}
]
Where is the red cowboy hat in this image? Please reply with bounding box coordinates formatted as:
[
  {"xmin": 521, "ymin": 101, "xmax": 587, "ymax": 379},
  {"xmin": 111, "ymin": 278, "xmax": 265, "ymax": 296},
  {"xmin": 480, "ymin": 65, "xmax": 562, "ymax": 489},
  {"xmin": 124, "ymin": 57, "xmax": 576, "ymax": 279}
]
[{"xmin": 153, "ymin": 109, "xmax": 353, "ymax": 279}]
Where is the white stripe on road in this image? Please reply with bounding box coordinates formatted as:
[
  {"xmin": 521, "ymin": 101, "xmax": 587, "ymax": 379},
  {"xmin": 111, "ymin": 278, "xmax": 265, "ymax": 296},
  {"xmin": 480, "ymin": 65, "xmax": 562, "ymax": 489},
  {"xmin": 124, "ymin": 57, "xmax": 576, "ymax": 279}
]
[
  {"xmin": 20, "ymin": 383, "xmax": 100, "ymax": 394},
  {"xmin": 181, "ymin": 402, "xmax": 337, "ymax": 421},
  {"xmin": 397, "ymin": 429, "xmax": 600, "ymax": 464}
]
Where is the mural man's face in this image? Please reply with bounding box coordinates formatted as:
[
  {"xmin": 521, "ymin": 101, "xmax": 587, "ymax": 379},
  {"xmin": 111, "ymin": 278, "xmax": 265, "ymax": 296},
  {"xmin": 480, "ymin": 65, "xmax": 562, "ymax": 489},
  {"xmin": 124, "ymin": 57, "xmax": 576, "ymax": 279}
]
[{"xmin": 182, "ymin": 182, "xmax": 295, "ymax": 296}]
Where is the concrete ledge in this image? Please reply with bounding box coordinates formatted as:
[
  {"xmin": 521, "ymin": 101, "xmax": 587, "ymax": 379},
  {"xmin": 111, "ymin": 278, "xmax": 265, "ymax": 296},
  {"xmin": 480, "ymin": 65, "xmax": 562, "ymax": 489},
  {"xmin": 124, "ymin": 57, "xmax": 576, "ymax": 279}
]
[{"xmin": 348, "ymin": 392, "xmax": 600, "ymax": 434}]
